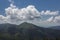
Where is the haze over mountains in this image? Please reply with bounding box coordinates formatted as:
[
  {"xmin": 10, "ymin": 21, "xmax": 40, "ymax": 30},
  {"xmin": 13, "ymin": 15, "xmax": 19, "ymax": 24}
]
[
  {"xmin": 0, "ymin": 22, "xmax": 60, "ymax": 40},
  {"xmin": 49, "ymin": 26, "xmax": 60, "ymax": 30}
]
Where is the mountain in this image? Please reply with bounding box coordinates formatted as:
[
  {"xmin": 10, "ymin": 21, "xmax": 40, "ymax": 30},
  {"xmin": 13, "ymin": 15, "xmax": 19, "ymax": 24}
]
[
  {"xmin": 0, "ymin": 22, "xmax": 60, "ymax": 40},
  {"xmin": 49, "ymin": 26, "xmax": 60, "ymax": 30},
  {"xmin": 0, "ymin": 23, "xmax": 17, "ymax": 32}
]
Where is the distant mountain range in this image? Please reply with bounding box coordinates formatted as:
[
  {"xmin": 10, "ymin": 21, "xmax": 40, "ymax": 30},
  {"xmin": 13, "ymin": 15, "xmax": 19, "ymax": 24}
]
[
  {"xmin": 48, "ymin": 26, "xmax": 60, "ymax": 30},
  {"xmin": 0, "ymin": 22, "xmax": 60, "ymax": 40}
]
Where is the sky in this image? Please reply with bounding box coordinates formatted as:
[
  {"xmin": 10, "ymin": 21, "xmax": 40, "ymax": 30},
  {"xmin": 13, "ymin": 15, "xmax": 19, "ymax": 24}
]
[{"xmin": 0, "ymin": 0, "xmax": 60, "ymax": 27}]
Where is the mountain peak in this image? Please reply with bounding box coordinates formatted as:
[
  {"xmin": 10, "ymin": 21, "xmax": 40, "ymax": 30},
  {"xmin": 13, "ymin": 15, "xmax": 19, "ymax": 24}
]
[
  {"xmin": 18, "ymin": 22, "xmax": 38, "ymax": 29},
  {"xmin": 20, "ymin": 22, "xmax": 37, "ymax": 26},
  {"xmin": 21, "ymin": 22, "xmax": 30, "ymax": 24}
]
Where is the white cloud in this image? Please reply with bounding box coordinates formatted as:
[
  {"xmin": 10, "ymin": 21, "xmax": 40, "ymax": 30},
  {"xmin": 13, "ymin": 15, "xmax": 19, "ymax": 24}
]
[
  {"xmin": 0, "ymin": 15, "xmax": 8, "ymax": 23},
  {"xmin": 46, "ymin": 16, "xmax": 54, "ymax": 22},
  {"xmin": 0, "ymin": 4, "xmax": 40, "ymax": 24},
  {"xmin": 45, "ymin": 16, "xmax": 60, "ymax": 24},
  {"xmin": 8, "ymin": 0, "xmax": 14, "ymax": 4},
  {"xmin": 41, "ymin": 10, "xmax": 59, "ymax": 15},
  {"xmin": 0, "ymin": 3, "xmax": 60, "ymax": 27},
  {"xmin": 8, "ymin": 0, "xmax": 12, "ymax": 2},
  {"xmin": 54, "ymin": 16, "xmax": 60, "ymax": 23}
]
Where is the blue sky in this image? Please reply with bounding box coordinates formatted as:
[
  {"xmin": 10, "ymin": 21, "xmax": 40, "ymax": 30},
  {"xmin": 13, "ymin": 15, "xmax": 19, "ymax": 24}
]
[
  {"xmin": 0, "ymin": 0, "xmax": 60, "ymax": 15},
  {"xmin": 0, "ymin": 0, "xmax": 60, "ymax": 27}
]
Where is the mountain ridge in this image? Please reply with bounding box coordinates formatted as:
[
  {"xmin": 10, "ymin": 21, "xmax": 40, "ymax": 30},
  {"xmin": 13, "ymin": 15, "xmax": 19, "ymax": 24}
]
[
  {"xmin": 0, "ymin": 22, "xmax": 60, "ymax": 40},
  {"xmin": 49, "ymin": 26, "xmax": 60, "ymax": 30}
]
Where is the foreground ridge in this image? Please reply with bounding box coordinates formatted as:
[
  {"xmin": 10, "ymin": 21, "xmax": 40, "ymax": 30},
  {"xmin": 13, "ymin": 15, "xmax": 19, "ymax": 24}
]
[{"xmin": 0, "ymin": 22, "xmax": 60, "ymax": 40}]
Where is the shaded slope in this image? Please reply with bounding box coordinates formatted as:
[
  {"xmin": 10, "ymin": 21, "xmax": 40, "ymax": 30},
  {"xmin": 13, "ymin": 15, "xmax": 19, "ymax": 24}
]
[
  {"xmin": 49, "ymin": 26, "xmax": 60, "ymax": 30},
  {"xmin": 0, "ymin": 22, "xmax": 60, "ymax": 40}
]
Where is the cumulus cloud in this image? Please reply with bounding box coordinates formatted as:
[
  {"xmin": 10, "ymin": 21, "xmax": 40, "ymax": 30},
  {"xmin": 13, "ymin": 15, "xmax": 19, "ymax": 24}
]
[
  {"xmin": 0, "ymin": 3, "xmax": 41, "ymax": 24},
  {"xmin": 0, "ymin": 15, "xmax": 9, "ymax": 23},
  {"xmin": 41, "ymin": 10, "xmax": 59, "ymax": 15},
  {"xmin": 5, "ymin": 4, "xmax": 40, "ymax": 20},
  {"xmin": 0, "ymin": 2, "xmax": 60, "ymax": 27},
  {"xmin": 46, "ymin": 16, "xmax": 60, "ymax": 23},
  {"xmin": 8, "ymin": 0, "xmax": 14, "ymax": 4},
  {"xmin": 54, "ymin": 16, "xmax": 60, "ymax": 23},
  {"xmin": 46, "ymin": 16, "xmax": 54, "ymax": 22}
]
